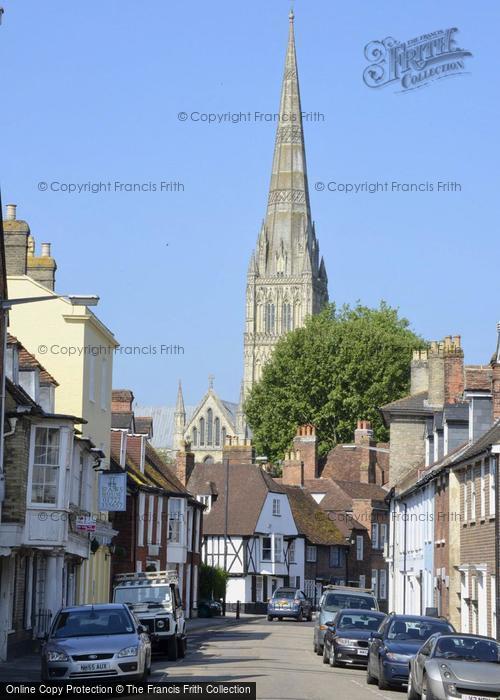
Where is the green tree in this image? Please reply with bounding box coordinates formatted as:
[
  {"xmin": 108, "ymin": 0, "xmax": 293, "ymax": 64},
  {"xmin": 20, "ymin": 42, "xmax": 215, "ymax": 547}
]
[
  {"xmin": 199, "ymin": 564, "xmax": 229, "ymax": 601},
  {"xmin": 245, "ymin": 302, "xmax": 426, "ymax": 463}
]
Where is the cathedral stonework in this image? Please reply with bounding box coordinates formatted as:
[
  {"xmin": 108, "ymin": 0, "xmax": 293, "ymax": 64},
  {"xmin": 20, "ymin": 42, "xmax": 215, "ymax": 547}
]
[{"xmin": 243, "ymin": 11, "xmax": 328, "ymax": 394}]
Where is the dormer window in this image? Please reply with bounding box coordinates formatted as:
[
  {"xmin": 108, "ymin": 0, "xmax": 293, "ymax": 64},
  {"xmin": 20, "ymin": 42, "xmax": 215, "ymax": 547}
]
[
  {"xmin": 197, "ymin": 494, "xmax": 211, "ymax": 513},
  {"xmin": 39, "ymin": 383, "xmax": 55, "ymax": 414},
  {"xmin": 19, "ymin": 368, "xmax": 40, "ymax": 404}
]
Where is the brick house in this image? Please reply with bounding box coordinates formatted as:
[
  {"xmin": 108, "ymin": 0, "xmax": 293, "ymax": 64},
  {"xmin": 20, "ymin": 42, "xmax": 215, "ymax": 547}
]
[
  {"xmin": 280, "ymin": 423, "xmax": 390, "ymax": 611},
  {"xmin": 0, "ymin": 335, "xmax": 97, "ymax": 659},
  {"xmin": 383, "ymin": 333, "xmax": 499, "ymax": 638},
  {"xmin": 109, "ymin": 390, "xmax": 203, "ymax": 618}
]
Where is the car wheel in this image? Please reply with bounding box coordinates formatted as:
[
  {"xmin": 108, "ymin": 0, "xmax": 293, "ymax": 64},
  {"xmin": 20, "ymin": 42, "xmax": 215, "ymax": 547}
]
[
  {"xmin": 421, "ymin": 675, "xmax": 435, "ymax": 700},
  {"xmin": 378, "ymin": 659, "xmax": 391, "ymax": 690},
  {"xmin": 267, "ymin": 615, "xmax": 273, "ymax": 622},
  {"xmin": 307, "ymin": 611, "xmax": 313, "ymax": 622},
  {"xmin": 316, "ymin": 644, "xmax": 323, "ymax": 656},
  {"xmin": 167, "ymin": 635, "xmax": 179, "ymax": 661},
  {"xmin": 297, "ymin": 608, "xmax": 304, "ymax": 622},
  {"xmin": 329, "ymin": 645, "xmax": 340, "ymax": 668},
  {"xmin": 407, "ymin": 672, "xmax": 420, "ymax": 700},
  {"xmin": 322, "ymin": 644, "xmax": 330, "ymax": 664},
  {"xmin": 366, "ymin": 659, "xmax": 377, "ymax": 685}
]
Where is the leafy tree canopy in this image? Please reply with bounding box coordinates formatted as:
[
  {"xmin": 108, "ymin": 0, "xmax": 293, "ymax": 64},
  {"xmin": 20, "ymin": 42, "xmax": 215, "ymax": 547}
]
[{"xmin": 244, "ymin": 302, "xmax": 426, "ymax": 463}]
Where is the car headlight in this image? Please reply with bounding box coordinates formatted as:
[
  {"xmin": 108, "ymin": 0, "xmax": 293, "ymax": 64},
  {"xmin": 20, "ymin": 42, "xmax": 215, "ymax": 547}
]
[
  {"xmin": 47, "ymin": 649, "xmax": 69, "ymax": 662},
  {"xmin": 156, "ymin": 620, "xmax": 165, "ymax": 629},
  {"xmin": 118, "ymin": 646, "xmax": 138, "ymax": 658},
  {"xmin": 440, "ymin": 663, "xmax": 456, "ymax": 681},
  {"xmin": 443, "ymin": 683, "xmax": 460, "ymax": 698},
  {"xmin": 336, "ymin": 638, "xmax": 354, "ymax": 646},
  {"xmin": 386, "ymin": 652, "xmax": 411, "ymax": 663}
]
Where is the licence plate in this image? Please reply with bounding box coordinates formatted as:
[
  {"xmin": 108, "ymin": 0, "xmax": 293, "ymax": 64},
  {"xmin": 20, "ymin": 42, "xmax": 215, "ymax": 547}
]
[
  {"xmin": 357, "ymin": 649, "xmax": 368, "ymax": 656},
  {"xmin": 462, "ymin": 696, "xmax": 492, "ymax": 700},
  {"xmin": 80, "ymin": 662, "xmax": 109, "ymax": 672}
]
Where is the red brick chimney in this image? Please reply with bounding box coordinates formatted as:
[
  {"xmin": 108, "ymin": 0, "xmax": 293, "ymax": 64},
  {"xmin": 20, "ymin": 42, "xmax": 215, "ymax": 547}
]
[
  {"xmin": 281, "ymin": 449, "xmax": 304, "ymax": 486},
  {"xmin": 176, "ymin": 441, "xmax": 195, "ymax": 486},
  {"xmin": 222, "ymin": 436, "xmax": 255, "ymax": 465},
  {"xmin": 293, "ymin": 424, "xmax": 318, "ymax": 481},
  {"xmin": 112, "ymin": 389, "xmax": 134, "ymax": 413}
]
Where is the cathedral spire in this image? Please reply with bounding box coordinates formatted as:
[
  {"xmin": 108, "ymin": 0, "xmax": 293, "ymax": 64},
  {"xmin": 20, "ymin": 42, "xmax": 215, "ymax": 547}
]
[
  {"xmin": 173, "ymin": 380, "xmax": 186, "ymax": 452},
  {"xmin": 263, "ymin": 9, "xmax": 313, "ymax": 275}
]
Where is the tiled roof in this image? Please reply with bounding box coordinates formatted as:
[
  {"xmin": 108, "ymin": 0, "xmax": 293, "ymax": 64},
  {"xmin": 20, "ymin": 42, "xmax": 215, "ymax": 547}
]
[
  {"xmin": 187, "ymin": 462, "xmax": 284, "ymax": 536},
  {"xmin": 380, "ymin": 391, "xmax": 432, "ymax": 417},
  {"xmin": 135, "ymin": 417, "xmax": 153, "ymax": 437},
  {"xmin": 333, "ymin": 480, "xmax": 389, "ymax": 501},
  {"xmin": 112, "ymin": 412, "xmax": 134, "ymax": 430},
  {"xmin": 282, "ymin": 485, "xmax": 345, "ymax": 545},
  {"xmin": 464, "ymin": 366, "xmax": 492, "ymax": 391},
  {"xmin": 145, "ymin": 443, "xmax": 188, "ymax": 495},
  {"xmin": 452, "ymin": 420, "xmax": 500, "ymax": 465},
  {"xmin": 8, "ymin": 333, "xmax": 59, "ymax": 386}
]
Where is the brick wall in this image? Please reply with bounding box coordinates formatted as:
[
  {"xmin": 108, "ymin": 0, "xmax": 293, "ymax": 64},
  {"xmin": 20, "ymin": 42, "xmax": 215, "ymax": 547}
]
[{"xmin": 2, "ymin": 406, "xmax": 31, "ymax": 523}]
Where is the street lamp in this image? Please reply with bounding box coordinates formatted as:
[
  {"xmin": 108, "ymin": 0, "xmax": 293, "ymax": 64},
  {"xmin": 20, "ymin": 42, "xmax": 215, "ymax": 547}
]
[{"xmin": 0, "ymin": 293, "xmax": 101, "ymax": 502}]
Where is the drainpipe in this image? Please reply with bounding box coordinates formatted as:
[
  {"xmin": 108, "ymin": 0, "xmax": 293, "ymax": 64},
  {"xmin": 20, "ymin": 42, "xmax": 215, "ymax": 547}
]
[{"xmin": 403, "ymin": 502, "xmax": 408, "ymax": 614}]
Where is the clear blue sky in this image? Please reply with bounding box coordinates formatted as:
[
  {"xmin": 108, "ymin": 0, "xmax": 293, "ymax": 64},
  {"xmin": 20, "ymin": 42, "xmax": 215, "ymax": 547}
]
[{"xmin": 1, "ymin": 0, "xmax": 498, "ymax": 407}]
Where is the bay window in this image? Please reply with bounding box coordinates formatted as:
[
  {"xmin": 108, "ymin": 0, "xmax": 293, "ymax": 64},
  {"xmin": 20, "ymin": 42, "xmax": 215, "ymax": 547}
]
[
  {"xmin": 168, "ymin": 498, "xmax": 183, "ymax": 544},
  {"xmin": 31, "ymin": 427, "xmax": 61, "ymax": 505}
]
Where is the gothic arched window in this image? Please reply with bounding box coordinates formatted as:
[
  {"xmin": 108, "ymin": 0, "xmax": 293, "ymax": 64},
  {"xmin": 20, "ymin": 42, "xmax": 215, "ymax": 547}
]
[
  {"xmin": 207, "ymin": 408, "xmax": 213, "ymax": 446},
  {"xmin": 215, "ymin": 417, "xmax": 221, "ymax": 446},
  {"xmin": 221, "ymin": 426, "xmax": 227, "ymax": 447},
  {"xmin": 199, "ymin": 417, "xmax": 205, "ymax": 446},
  {"xmin": 192, "ymin": 427, "xmax": 198, "ymax": 446},
  {"xmin": 282, "ymin": 302, "xmax": 292, "ymax": 332},
  {"xmin": 265, "ymin": 303, "xmax": 275, "ymax": 334}
]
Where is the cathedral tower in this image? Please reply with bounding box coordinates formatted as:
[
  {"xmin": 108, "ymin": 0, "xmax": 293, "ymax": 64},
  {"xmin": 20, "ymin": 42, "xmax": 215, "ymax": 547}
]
[{"xmin": 243, "ymin": 11, "xmax": 328, "ymax": 393}]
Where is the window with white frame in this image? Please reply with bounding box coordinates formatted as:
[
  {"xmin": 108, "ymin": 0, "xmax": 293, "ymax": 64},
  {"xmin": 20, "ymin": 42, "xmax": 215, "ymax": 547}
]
[
  {"xmin": 272, "ymin": 498, "xmax": 281, "ymax": 516},
  {"xmin": 379, "ymin": 569, "xmax": 387, "ymax": 599},
  {"xmin": 31, "ymin": 427, "xmax": 61, "ymax": 505},
  {"xmin": 372, "ymin": 569, "xmax": 378, "ymax": 598},
  {"xmin": 306, "ymin": 545, "xmax": 317, "ymax": 563},
  {"xmin": 138, "ymin": 493, "xmax": 145, "ymax": 546},
  {"xmin": 147, "ymin": 495, "xmax": 154, "ymax": 544},
  {"xmin": 255, "ymin": 575, "xmax": 263, "ymax": 602},
  {"xmin": 196, "ymin": 494, "xmax": 211, "ymax": 513},
  {"xmin": 470, "ymin": 466, "xmax": 477, "ymax": 521},
  {"xmin": 371, "ymin": 523, "xmax": 379, "ymax": 549},
  {"xmin": 71, "ymin": 448, "xmax": 84, "ymax": 507},
  {"xmin": 490, "ymin": 457, "xmax": 497, "ymax": 517},
  {"xmin": 480, "ymin": 460, "xmax": 486, "ymax": 519},
  {"xmin": 262, "ymin": 536, "xmax": 272, "ymax": 561},
  {"xmin": 168, "ymin": 498, "xmax": 183, "ymax": 544},
  {"xmin": 356, "ymin": 535, "xmax": 364, "ymax": 561},
  {"xmin": 274, "ymin": 535, "xmax": 283, "ymax": 562},
  {"xmin": 380, "ymin": 523, "xmax": 387, "ymax": 550},
  {"xmin": 359, "ymin": 574, "xmax": 366, "ymax": 588},
  {"xmin": 288, "ymin": 539, "xmax": 296, "ymax": 563}
]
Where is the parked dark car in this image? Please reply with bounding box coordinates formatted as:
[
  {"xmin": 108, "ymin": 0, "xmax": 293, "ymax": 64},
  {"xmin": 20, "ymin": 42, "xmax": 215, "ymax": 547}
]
[
  {"xmin": 407, "ymin": 633, "xmax": 500, "ymax": 700},
  {"xmin": 267, "ymin": 587, "xmax": 312, "ymax": 622},
  {"xmin": 197, "ymin": 599, "xmax": 223, "ymax": 618},
  {"xmin": 322, "ymin": 609, "xmax": 387, "ymax": 667},
  {"xmin": 366, "ymin": 614, "xmax": 455, "ymax": 690}
]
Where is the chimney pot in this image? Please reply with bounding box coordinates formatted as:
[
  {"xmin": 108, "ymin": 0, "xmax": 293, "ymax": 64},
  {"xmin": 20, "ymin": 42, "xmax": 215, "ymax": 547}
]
[
  {"xmin": 41, "ymin": 242, "xmax": 51, "ymax": 257},
  {"xmin": 6, "ymin": 204, "xmax": 17, "ymax": 220}
]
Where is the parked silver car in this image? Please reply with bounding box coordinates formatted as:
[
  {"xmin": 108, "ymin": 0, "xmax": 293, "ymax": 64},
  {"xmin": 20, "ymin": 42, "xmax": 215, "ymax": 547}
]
[
  {"xmin": 313, "ymin": 586, "xmax": 379, "ymax": 655},
  {"xmin": 41, "ymin": 603, "xmax": 152, "ymax": 682},
  {"xmin": 407, "ymin": 633, "xmax": 500, "ymax": 700}
]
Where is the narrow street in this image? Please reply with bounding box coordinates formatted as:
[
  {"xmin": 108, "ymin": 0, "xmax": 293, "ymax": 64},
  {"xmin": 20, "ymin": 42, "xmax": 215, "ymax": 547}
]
[{"xmin": 151, "ymin": 618, "xmax": 405, "ymax": 700}]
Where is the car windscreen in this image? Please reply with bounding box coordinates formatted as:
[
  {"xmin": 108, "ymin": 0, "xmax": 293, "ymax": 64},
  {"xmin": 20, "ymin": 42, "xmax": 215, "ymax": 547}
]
[
  {"xmin": 114, "ymin": 585, "xmax": 172, "ymax": 606},
  {"xmin": 337, "ymin": 613, "xmax": 384, "ymax": 630},
  {"xmin": 52, "ymin": 609, "xmax": 134, "ymax": 638},
  {"xmin": 272, "ymin": 590, "xmax": 295, "ymax": 600},
  {"xmin": 387, "ymin": 618, "xmax": 452, "ymax": 642},
  {"xmin": 323, "ymin": 593, "xmax": 377, "ymax": 612},
  {"xmin": 435, "ymin": 637, "xmax": 500, "ymax": 663}
]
